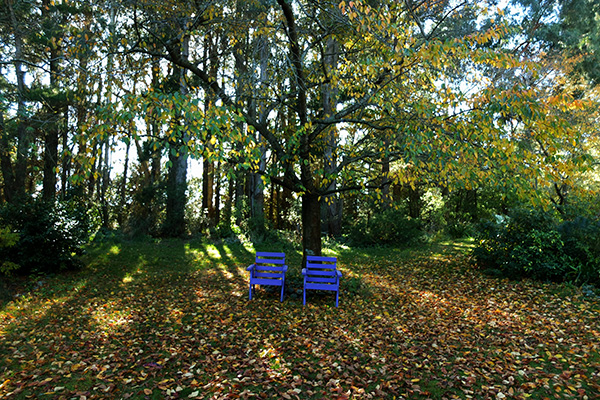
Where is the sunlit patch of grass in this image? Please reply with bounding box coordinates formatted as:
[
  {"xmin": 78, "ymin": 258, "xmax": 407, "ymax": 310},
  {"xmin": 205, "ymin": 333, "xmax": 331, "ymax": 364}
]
[
  {"xmin": 1, "ymin": 239, "xmax": 599, "ymax": 399},
  {"xmin": 90, "ymin": 301, "xmax": 133, "ymax": 334}
]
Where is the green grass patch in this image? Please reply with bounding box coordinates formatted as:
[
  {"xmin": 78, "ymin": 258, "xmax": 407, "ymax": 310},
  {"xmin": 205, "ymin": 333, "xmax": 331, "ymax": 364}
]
[{"xmin": 1, "ymin": 239, "xmax": 599, "ymax": 399}]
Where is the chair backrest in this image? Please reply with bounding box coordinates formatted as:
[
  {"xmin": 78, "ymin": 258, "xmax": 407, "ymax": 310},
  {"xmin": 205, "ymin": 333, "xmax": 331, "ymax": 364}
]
[
  {"xmin": 254, "ymin": 252, "xmax": 286, "ymax": 277},
  {"xmin": 255, "ymin": 252, "xmax": 286, "ymax": 267},
  {"xmin": 305, "ymin": 255, "xmax": 338, "ymax": 284}
]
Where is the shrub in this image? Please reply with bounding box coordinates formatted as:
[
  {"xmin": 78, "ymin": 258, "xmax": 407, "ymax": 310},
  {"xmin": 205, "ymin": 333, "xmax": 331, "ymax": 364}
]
[
  {"xmin": 558, "ymin": 216, "xmax": 600, "ymax": 284},
  {"xmin": 0, "ymin": 226, "xmax": 20, "ymax": 275},
  {"xmin": 474, "ymin": 207, "xmax": 600, "ymax": 285},
  {"xmin": 0, "ymin": 198, "xmax": 99, "ymax": 275},
  {"xmin": 346, "ymin": 208, "xmax": 423, "ymax": 247}
]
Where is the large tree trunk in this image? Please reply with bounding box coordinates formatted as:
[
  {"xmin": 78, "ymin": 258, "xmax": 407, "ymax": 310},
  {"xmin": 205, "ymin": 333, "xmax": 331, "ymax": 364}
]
[
  {"xmin": 163, "ymin": 35, "xmax": 190, "ymax": 237},
  {"xmin": 302, "ymin": 192, "xmax": 322, "ymax": 259},
  {"xmin": 249, "ymin": 35, "xmax": 270, "ymax": 232},
  {"xmin": 164, "ymin": 146, "xmax": 188, "ymax": 236}
]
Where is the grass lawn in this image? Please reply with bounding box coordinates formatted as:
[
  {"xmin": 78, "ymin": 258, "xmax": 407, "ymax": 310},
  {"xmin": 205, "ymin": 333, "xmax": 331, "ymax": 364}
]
[{"xmin": 0, "ymin": 238, "xmax": 599, "ymax": 399}]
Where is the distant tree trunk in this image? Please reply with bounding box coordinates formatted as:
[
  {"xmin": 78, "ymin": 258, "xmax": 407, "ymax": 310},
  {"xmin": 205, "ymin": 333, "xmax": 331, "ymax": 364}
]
[
  {"xmin": 41, "ymin": 0, "xmax": 61, "ymax": 201},
  {"xmin": 0, "ymin": 111, "xmax": 15, "ymax": 203},
  {"xmin": 117, "ymin": 135, "xmax": 131, "ymax": 227},
  {"xmin": 202, "ymin": 158, "xmax": 214, "ymax": 223},
  {"xmin": 322, "ymin": 36, "xmax": 342, "ymax": 237},
  {"xmin": 99, "ymin": 139, "xmax": 111, "ymax": 228},
  {"xmin": 87, "ymin": 142, "xmax": 98, "ymax": 198},
  {"xmin": 381, "ymin": 138, "xmax": 392, "ymax": 209},
  {"xmin": 222, "ymin": 167, "xmax": 235, "ymax": 229},
  {"xmin": 202, "ymin": 33, "xmax": 219, "ymax": 228},
  {"xmin": 8, "ymin": 0, "xmax": 30, "ymax": 202},
  {"xmin": 60, "ymin": 114, "xmax": 70, "ymax": 198},
  {"xmin": 42, "ymin": 122, "xmax": 59, "ymax": 201},
  {"xmin": 214, "ymin": 161, "xmax": 222, "ymax": 225},
  {"xmin": 234, "ymin": 167, "xmax": 245, "ymax": 226},
  {"xmin": 98, "ymin": 4, "xmax": 116, "ymax": 227},
  {"xmin": 407, "ymin": 186, "xmax": 422, "ymax": 219},
  {"xmin": 249, "ymin": 153, "xmax": 266, "ymax": 228}
]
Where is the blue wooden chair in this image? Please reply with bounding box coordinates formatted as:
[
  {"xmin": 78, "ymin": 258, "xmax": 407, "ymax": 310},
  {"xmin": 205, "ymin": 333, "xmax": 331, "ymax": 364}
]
[
  {"xmin": 246, "ymin": 252, "xmax": 288, "ymax": 302},
  {"xmin": 303, "ymin": 255, "xmax": 342, "ymax": 307}
]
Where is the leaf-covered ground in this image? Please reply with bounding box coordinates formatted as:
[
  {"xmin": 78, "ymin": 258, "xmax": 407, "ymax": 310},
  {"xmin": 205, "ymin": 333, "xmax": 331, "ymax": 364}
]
[{"xmin": 0, "ymin": 240, "xmax": 599, "ymax": 399}]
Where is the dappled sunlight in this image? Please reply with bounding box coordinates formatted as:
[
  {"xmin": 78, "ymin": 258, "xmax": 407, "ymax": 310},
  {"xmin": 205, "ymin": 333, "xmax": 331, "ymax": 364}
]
[
  {"xmin": 2, "ymin": 241, "xmax": 599, "ymax": 399},
  {"xmin": 168, "ymin": 308, "xmax": 183, "ymax": 324},
  {"xmin": 121, "ymin": 274, "xmax": 135, "ymax": 284},
  {"xmin": 90, "ymin": 300, "xmax": 133, "ymax": 335},
  {"xmin": 258, "ymin": 338, "xmax": 291, "ymax": 380},
  {"xmin": 0, "ymin": 280, "xmax": 84, "ymax": 338}
]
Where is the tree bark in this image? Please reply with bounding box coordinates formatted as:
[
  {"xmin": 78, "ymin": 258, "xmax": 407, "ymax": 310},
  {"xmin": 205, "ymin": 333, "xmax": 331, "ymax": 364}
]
[
  {"xmin": 9, "ymin": 0, "xmax": 30, "ymax": 202},
  {"xmin": 323, "ymin": 35, "xmax": 341, "ymax": 236},
  {"xmin": 0, "ymin": 111, "xmax": 15, "ymax": 203},
  {"xmin": 302, "ymin": 192, "xmax": 322, "ymax": 260},
  {"xmin": 41, "ymin": 0, "xmax": 61, "ymax": 201},
  {"xmin": 249, "ymin": 35, "xmax": 269, "ymax": 232},
  {"xmin": 117, "ymin": 135, "xmax": 131, "ymax": 227},
  {"xmin": 164, "ymin": 35, "xmax": 190, "ymax": 237}
]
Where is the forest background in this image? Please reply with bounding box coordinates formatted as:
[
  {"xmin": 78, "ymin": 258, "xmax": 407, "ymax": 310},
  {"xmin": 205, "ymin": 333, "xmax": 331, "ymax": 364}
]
[{"xmin": 0, "ymin": 0, "xmax": 599, "ymax": 286}]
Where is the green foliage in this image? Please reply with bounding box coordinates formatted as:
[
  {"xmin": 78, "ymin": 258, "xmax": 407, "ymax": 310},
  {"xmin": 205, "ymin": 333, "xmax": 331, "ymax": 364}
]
[
  {"xmin": 0, "ymin": 199, "xmax": 99, "ymax": 275},
  {"xmin": 345, "ymin": 207, "xmax": 423, "ymax": 247},
  {"xmin": 559, "ymin": 216, "xmax": 600, "ymax": 284},
  {"xmin": 474, "ymin": 207, "xmax": 600, "ymax": 285},
  {"xmin": 0, "ymin": 226, "xmax": 20, "ymax": 275}
]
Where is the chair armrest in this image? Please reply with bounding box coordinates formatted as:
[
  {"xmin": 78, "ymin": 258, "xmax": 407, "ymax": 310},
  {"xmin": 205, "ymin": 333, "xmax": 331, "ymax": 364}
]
[
  {"xmin": 336, "ymin": 270, "xmax": 342, "ymax": 278},
  {"xmin": 283, "ymin": 265, "xmax": 288, "ymax": 272},
  {"xmin": 302, "ymin": 268, "xmax": 307, "ymax": 276},
  {"xmin": 246, "ymin": 264, "xmax": 256, "ymax": 271}
]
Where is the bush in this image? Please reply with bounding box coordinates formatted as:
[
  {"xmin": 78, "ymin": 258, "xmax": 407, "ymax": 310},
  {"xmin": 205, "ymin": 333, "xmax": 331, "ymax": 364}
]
[
  {"xmin": 474, "ymin": 207, "xmax": 600, "ymax": 285},
  {"xmin": 345, "ymin": 208, "xmax": 423, "ymax": 247},
  {"xmin": 559, "ymin": 216, "xmax": 600, "ymax": 284},
  {"xmin": 0, "ymin": 198, "xmax": 99, "ymax": 275},
  {"xmin": 0, "ymin": 226, "xmax": 20, "ymax": 275}
]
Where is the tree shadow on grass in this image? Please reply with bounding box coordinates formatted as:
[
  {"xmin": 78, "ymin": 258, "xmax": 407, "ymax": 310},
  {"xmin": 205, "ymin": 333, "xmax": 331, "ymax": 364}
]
[{"xmin": 1, "ymin": 240, "xmax": 599, "ymax": 399}]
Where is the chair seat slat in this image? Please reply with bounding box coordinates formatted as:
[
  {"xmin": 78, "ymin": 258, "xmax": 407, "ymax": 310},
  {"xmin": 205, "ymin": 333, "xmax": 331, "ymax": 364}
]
[
  {"xmin": 305, "ymin": 270, "xmax": 336, "ymax": 276},
  {"xmin": 305, "ymin": 282, "xmax": 338, "ymax": 291},
  {"xmin": 251, "ymin": 278, "xmax": 284, "ymax": 286},
  {"xmin": 306, "ymin": 276, "xmax": 337, "ymax": 283}
]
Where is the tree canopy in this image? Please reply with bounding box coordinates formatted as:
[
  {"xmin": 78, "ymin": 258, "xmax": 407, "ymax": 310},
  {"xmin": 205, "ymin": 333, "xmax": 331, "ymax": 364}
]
[{"xmin": 0, "ymin": 0, "xmax": 598, "ymax": 256}]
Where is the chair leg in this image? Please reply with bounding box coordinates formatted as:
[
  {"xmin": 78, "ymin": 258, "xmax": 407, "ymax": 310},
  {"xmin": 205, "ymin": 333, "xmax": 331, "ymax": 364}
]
[
  {"xmin": 335, "ymin": 290, "xmax": 339, "ymax": 307},
  {"xmin": 303, "ymin": 288, "xmax": 306, "ymax": 305},
  {"xmin": 280, "ymin": 281, "xmax": 285, "ymax": 302},
  {"xmin": 249, "ymin": 284, "xmax": 253, "ymax": 300}
]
